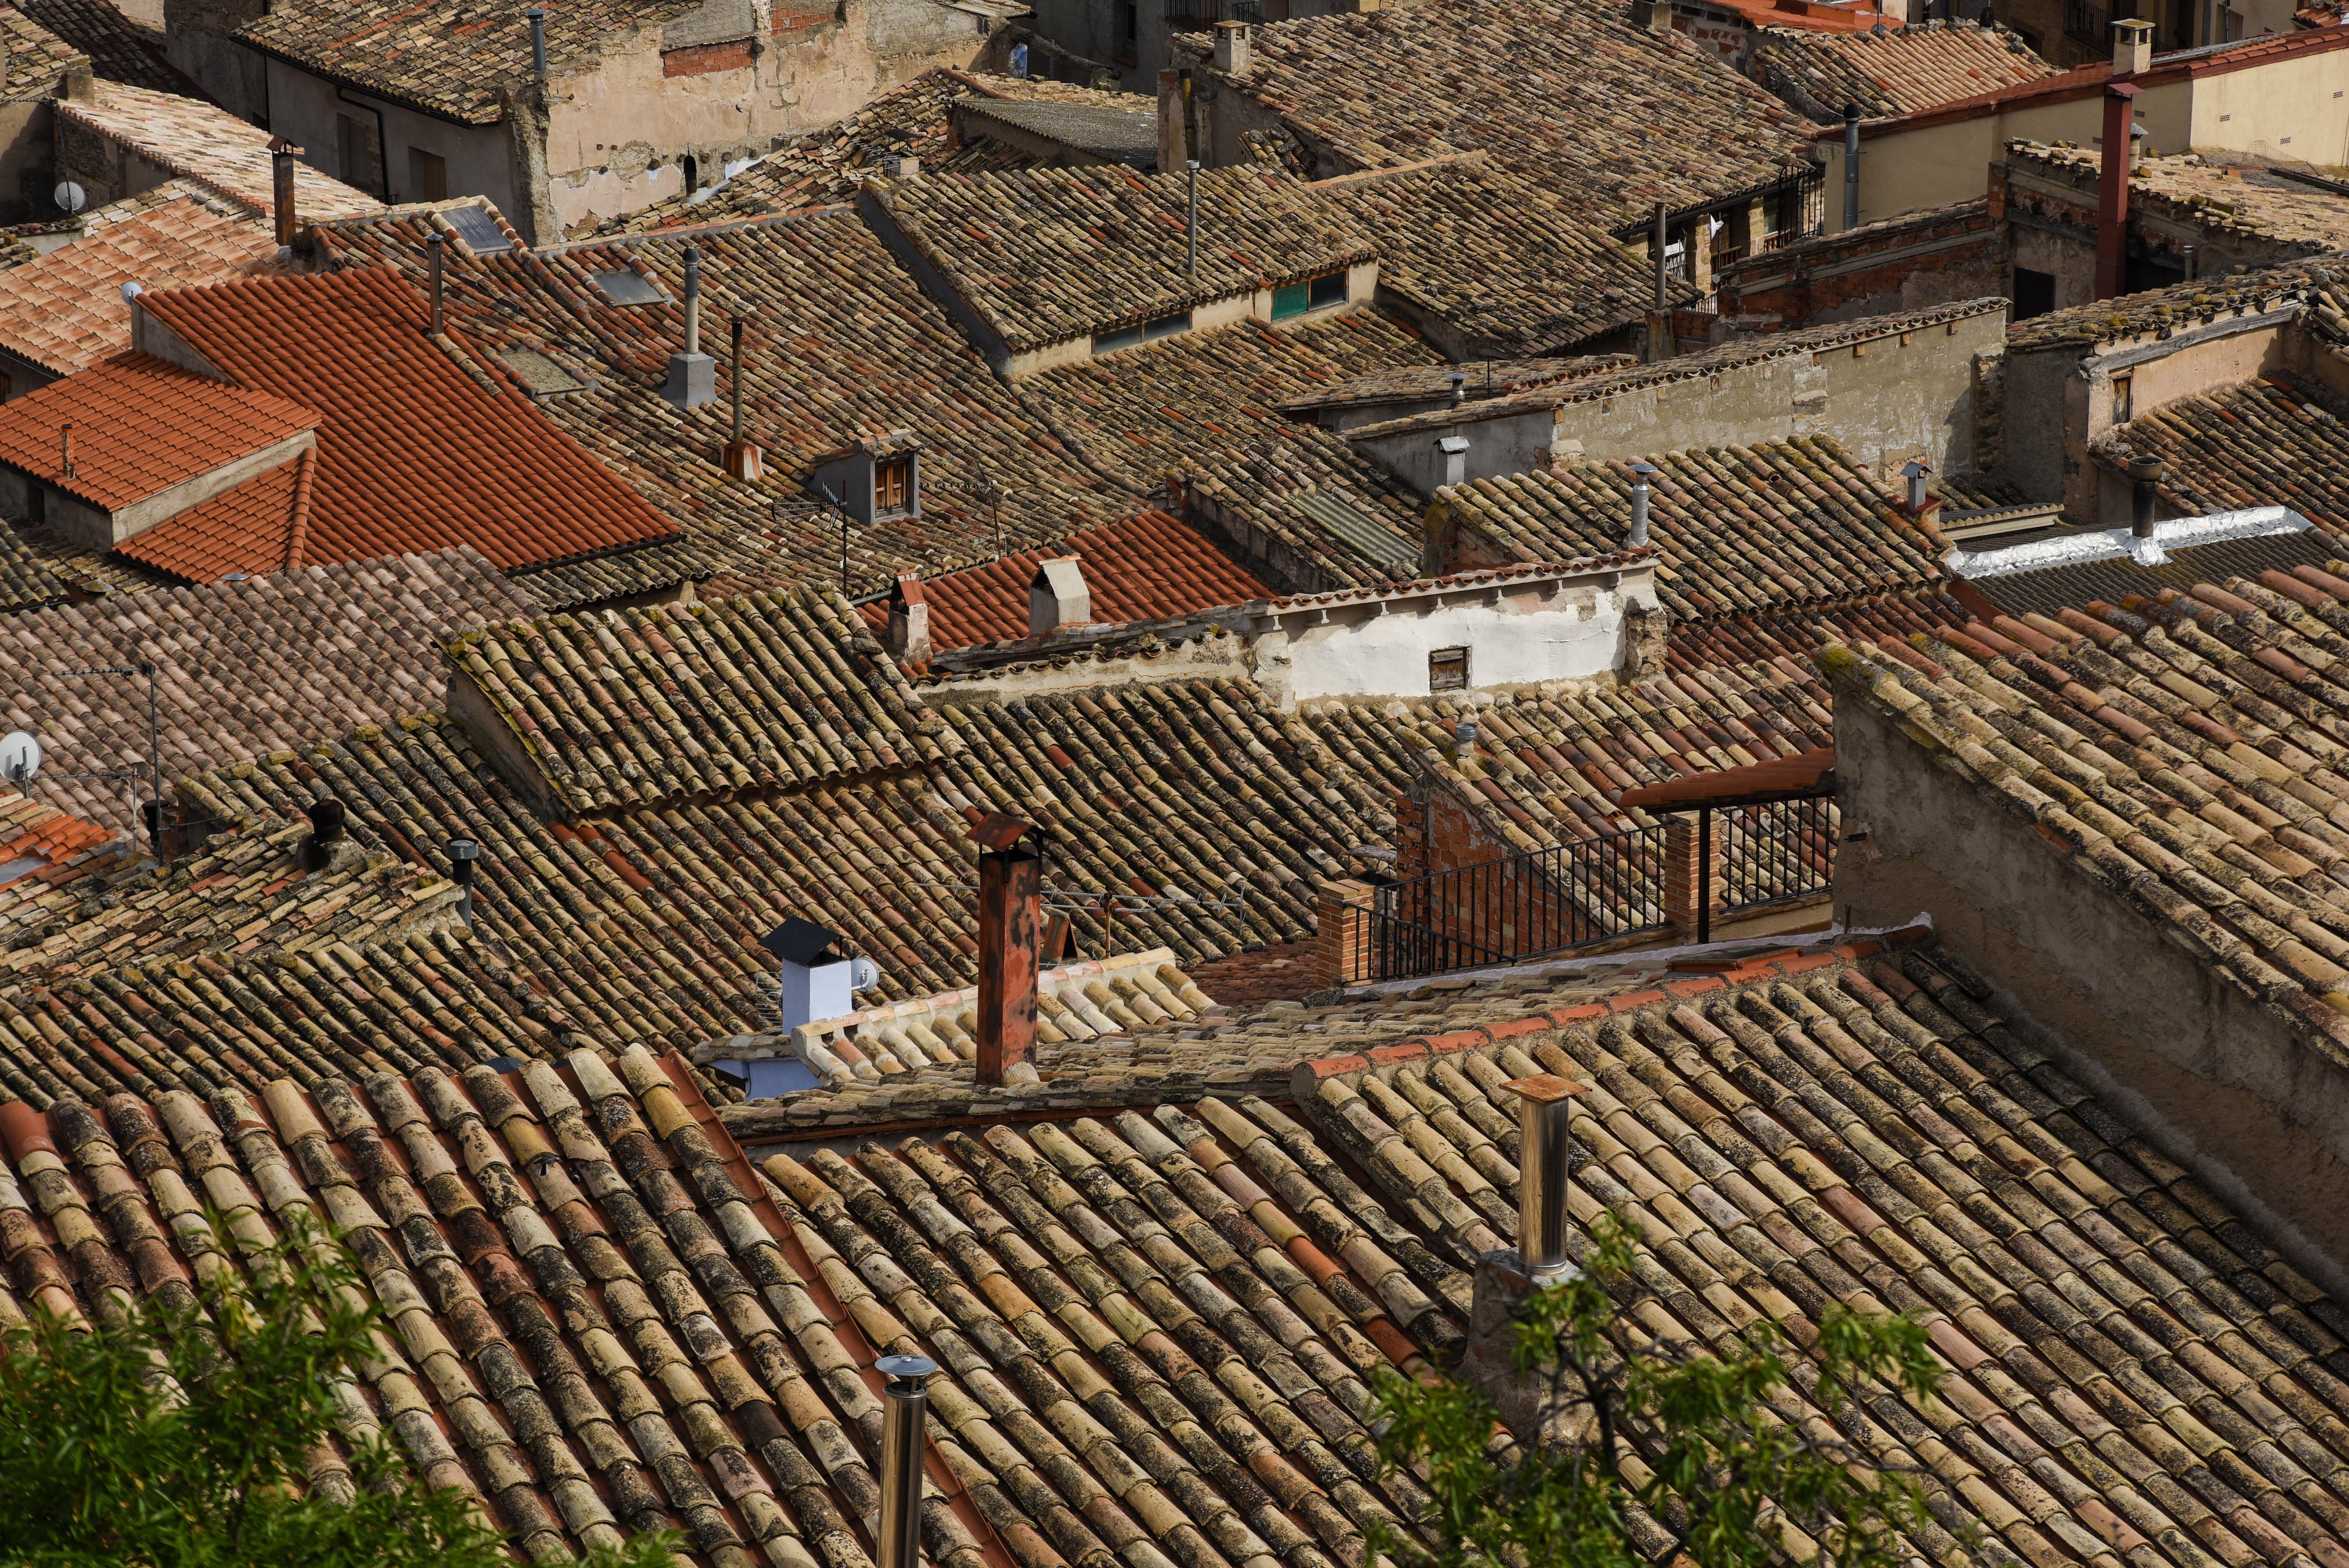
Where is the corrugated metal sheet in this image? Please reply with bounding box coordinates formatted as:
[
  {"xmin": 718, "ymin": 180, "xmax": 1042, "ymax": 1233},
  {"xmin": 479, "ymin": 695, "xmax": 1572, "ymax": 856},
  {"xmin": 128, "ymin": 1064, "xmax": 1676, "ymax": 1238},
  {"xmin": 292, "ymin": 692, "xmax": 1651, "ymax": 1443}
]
[{"xmin": 1971, "ymin": 528, "xmax": 2337, "ymax": 616}]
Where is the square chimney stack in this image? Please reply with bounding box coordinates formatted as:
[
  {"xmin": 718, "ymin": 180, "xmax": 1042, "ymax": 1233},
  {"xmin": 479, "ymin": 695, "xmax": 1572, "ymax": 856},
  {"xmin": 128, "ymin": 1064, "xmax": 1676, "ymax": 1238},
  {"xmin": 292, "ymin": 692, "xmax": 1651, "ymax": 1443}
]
[
  {"xmin": 971, "ymin": 813, "xmax": 1044, "ymax": 1086},
  {"xmin": 1028, "ymin": 556, "xmax": 1092, "ymax": 636},
  {"xmin": 2113, "ymin": 16, "xmax": 2153, "ymax": 74}
]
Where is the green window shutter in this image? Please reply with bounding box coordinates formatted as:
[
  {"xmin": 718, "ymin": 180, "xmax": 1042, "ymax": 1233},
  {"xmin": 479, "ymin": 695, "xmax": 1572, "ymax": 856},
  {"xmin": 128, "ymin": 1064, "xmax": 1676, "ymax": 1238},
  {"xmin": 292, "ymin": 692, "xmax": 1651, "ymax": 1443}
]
[{"xmin": 1271, "ymin": 281, "xmax": 1307, "ymax": 320}]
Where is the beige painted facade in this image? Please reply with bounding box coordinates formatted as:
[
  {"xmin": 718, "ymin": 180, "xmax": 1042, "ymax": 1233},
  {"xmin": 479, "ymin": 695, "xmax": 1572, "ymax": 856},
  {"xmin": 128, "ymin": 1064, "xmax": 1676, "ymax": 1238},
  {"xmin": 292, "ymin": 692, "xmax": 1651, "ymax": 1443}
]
[{"xmin": 1819, "ymin": 40, "xmax": 2349, "ymax": 232}]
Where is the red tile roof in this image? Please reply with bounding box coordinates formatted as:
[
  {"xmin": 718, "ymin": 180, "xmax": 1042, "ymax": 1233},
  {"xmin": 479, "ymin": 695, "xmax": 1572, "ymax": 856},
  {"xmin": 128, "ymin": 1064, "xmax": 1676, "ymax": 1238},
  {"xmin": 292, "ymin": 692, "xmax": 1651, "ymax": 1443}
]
[
  {"xmin": 137, "ymin": 267, "xmax": 681, "ymax": 570},
  {"xmin": 112, "ymin": 443, "xmax": 316, "ymax": 582},
  {"xmin": 0, "ymin": 350, "xmax": 315, "ymax": 511},
  {"xmin": 0, "ymin": 784, "xmax": 113, "ymax": 887},
  {"xmin": 0, "ymin": 192, "xmax": 282, "ymax": 377},
  {"xmin": 857, "ymin": 510, "xmax": 1272, "ymax": 649}
]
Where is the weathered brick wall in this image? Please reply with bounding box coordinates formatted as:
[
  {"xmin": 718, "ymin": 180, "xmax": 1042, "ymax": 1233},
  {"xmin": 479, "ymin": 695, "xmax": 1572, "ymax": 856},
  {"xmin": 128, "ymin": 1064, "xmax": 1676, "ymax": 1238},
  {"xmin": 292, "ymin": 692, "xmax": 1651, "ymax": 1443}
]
[{"xmin": 1717, "ymin": 202, "xmax": 2007, "ymax": 333}]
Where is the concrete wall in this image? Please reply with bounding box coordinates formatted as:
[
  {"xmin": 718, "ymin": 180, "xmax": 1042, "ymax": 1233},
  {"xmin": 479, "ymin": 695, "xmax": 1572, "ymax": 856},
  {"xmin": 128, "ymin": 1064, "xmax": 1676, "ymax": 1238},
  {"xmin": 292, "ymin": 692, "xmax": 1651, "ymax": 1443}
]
[
  {"xmin": 1249, "ymin": 566, "xmax": 1659, "ymax": 708},
  {"xmin": 265, "ymin": 63, "xmax": 514, "ymax": 212},
  {"xmin": 1357, "ymin": 405, "xmax": 1556, "ymax": 497},
  {"xmin": 0, "ymin": 101, "xmax": 54, "ymax": 228},
  {"xmin": 1835, "ymin": 690, "xmax": 2349, "ymax": 1286},
  {"xmin": 1562, "ymin": 307, "xmax": 2003, "ymax": 478}
]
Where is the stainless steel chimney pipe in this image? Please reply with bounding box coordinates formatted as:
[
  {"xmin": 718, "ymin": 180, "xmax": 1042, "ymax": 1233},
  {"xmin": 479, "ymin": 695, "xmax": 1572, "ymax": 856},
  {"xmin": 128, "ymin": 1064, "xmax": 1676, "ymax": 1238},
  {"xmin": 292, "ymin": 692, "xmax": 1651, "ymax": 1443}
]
[
  {"xmin": 1626, "ymin": 461, "xmax": 1657, "ymax": 548},
  {"xmin": 876, "ymin": 1353, "xmax": 938, "ymax": 1568},
  {"xmin": 682, "ymin": 245, "xmax": 702, "ymax": 357},
  {"xmin": 1501, "ymin": 1073, "xmax": 1581, "ymax": 1285}
]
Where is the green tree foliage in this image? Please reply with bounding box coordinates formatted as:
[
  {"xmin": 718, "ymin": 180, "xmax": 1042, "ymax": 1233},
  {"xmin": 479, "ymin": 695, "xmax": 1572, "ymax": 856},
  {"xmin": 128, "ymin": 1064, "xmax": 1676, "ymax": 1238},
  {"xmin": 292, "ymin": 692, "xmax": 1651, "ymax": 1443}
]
[
  {"xmin": 0, "ymin": 1210, "xmax": 680, "ymax": 1568},
  {"xmin": 1370, "ymin": 1212, "xmax": 1949, "ymax": 1568}
]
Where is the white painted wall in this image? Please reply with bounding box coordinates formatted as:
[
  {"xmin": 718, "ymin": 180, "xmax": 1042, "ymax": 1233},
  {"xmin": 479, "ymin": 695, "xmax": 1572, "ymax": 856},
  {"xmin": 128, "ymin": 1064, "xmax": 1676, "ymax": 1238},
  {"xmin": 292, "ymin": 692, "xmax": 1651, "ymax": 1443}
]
[{"xmin": 1251, "ymin": 564, "xmax": 1662, "ymax": 706}]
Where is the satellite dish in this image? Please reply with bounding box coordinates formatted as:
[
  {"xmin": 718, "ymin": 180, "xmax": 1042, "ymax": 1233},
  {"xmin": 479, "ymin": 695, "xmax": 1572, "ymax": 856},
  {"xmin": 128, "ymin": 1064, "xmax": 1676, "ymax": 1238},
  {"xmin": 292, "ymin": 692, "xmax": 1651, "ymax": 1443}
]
[
  {"xmin": 0, "ymin": 731, "xmax": 40, "ymax": 788},
  {"xmin": 52, "ymin": 181, "xmax": 85, "ymax": 215},
  {"xmin": 849, "ymin": 955, "xmax": 882, "ymax": 992}
]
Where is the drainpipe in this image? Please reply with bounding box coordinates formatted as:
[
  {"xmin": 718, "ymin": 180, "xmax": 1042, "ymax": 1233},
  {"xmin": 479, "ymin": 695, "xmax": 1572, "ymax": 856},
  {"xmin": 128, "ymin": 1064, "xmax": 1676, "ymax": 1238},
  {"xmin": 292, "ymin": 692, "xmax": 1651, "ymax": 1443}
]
[
  {"xmin": 1842, "ymin": 104, "xmax": 1861, "ymax": 231},
  {"xmin": 2096, "ymin": 82, "xmax": 2139, "ymax": 300}
]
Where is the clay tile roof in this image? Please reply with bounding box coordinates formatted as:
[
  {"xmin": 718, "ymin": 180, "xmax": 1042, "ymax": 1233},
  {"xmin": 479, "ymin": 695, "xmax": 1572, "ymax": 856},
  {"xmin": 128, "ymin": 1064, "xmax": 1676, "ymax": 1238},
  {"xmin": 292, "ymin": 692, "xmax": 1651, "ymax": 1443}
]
[
  {"xmin": 0, "ymin": 192, "xmax": 283, "ymax": 376},
  {"xmin": 872, "ymin": 163, "xmax": 1377, "ymax": 352},
  {"xmin": 1176, "ymin": 0, "xmax": 1817, "ymax": 226},
  {"xmin": 1828, "ymin": 591, "xmax": 2349, "ymax": 1063},
  {"xmin": 112, "ymin": 444, "xmax": 317, "ymax": 582},
  {"xmin": 137, "ymin": 267, "xmax": 683, "ymax": 571},
  {"xmin": 0, "ymin": 2, "xmax": 82, "ymax": 94},
  {"xmin": 2006, "ymin": 259, "xmax": 2327, "ymax": 351},
  {"xmin": 0, "ymin": 350, "xmax": 316, "ymax": 511},
  {"xmin": 1308, "ymin": 158, "xmax": 1696, "ymax": 356},
  {"xmin": 2008, "ymin": 142, "xmax": 2349, "ymax": 254},
  {"xmin": 234, "ymin": 0, "xmax": 705, "ymax": 125},
  {"xmin": 1433, "ymin": 436, "xmax": 1947, "ymax": 624},
  {"xmin": 11, "ymin": 0, "xmax": 183, "ymax": 91},
  {"xmin": 2099, "ymin": 374, "xmax": 2349, "ymax": 531},
  {"xmin": 952, "ymin": 95, "xmax": 1157, "ymax": 167},
  {"xmin": 1274, "ymin": 355, "xmax": 1633, "ymax": 415},
  {"xmin": 0, "ymin": 784, "xmax": 110, "ymax": 885},
  {"xmin": 56, "ymin": 81, "xmax": 383, "ymax": 221},
  {"xmin": 858, "ymin": 511, "xmax": 1272, "ymax": 651},
  {"xmin": 602, "ymin": 69, "xmax": 1152, "ymax": 235},
  {"xmin": 0, "ymin": 527, "xmax": 70, "ymax": 612},
  {"xmin": 448, "ymin": 585, "xmax": 955, "ymax": 816},
  {"xmin": 1251, "ymin": 930, "xmax": 2349, "ymax": 1568},
  {"xmin": 0, "ymin": 548, "xmax": 529, "ymax": 838},
  {"xmin": 1749, "ymin": 19, "xmax": 2058, "ymax": 120}
]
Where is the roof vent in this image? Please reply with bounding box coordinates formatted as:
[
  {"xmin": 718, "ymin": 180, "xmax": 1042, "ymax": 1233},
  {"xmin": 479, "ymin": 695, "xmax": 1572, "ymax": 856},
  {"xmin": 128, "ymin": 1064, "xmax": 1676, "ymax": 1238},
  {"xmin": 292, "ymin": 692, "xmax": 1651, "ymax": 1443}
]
[
  {"xmin": 663, "ymin": 245, "xmax": 717, "ymax": 410},
  {"xmin": 1029, "ymin": 556, "xmax": 1092, "ymax": 635}
]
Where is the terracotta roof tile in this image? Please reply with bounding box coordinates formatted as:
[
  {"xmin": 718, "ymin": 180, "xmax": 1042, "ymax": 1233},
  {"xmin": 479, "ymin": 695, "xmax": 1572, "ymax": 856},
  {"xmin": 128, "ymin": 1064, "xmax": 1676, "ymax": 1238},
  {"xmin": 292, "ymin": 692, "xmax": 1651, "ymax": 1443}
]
[
  {"xmin": 450, "ymin": 585, "xmax": 953, "ymax": 816},
  {"xmin": 112, "ymin": 443, "xmax": 315, "ymax": 582},
  {"xmin": 2008, "ymin": 143, "xmax": 2349, "ymax": 254},
  {"xmin": 1749, "ymin": 18, "xmax": 2058, "ymax": 119},
  {"xmin": 1174, "ymin": 0, "xmax": 1818, "ymax": 226},
  {"xmin": 1273, "ymin": 355, "xmax": 1634, "ymax": 417},
  {"xmin": 0, "ymin": 547, "xmax": 529, "ymax": 838},
  {"xmin": 0, "ymin": 524, "xmax": 75, "ymax": 611},
  {"xmin": 0, "ymin": 350, "xmax": 316, "ymax": 511},
  {"xmin": 2005, "ymin": 260, "xmax": 2325, "ymax": 352},
  {"xmin": 0, "ymin": 1, "xmax": 82, "ymax": 95},
  {"xmin": 139, "ymin": 267, "xmax": 683, "ymax": 570},
  {"xmin": 858, "ymin": 510, "xmax": 1271, "ymax": 650},
  {"xmin": 2094, "ymin": 375, "xmax": 2349, "ymax": 531},
  {"xmin": 1432, "ymin": 436, "xmax": 1948, "ymax": 623},
  {"xmin": 0, "ymin": 191, "xmax": 283, "ymax": 376},
  {"xmin": 1308, "ymin": 158, "xmax": 1696, "ymax": 357},
  {"xmin": 871, "ymin": 163, "xmax": 1376, "ymax": 353},
  {"xmin": 11, "ymin": 0, "xmax": 183, "ymax": 92},
  {"xmin": 57, "ymin": 81, "xmax": 383, "ymax": 221}
]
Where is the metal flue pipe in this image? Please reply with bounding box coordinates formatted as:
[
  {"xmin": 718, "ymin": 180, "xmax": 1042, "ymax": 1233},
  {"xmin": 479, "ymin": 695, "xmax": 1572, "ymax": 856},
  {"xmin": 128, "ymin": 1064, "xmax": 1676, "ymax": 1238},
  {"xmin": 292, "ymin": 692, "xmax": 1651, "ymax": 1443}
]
[
  {"xmin": 681, "ymin": 245, "xmax": 702, "ymax": 357},
  {"xmin": 876, "ymin": 1354, "xmax": 939, "ymax": 1568},
  {"xmin": 1502, "ymin": 1074, "xmax": 1580, "ymax": 1285},
  {"xmin": 1843, "ymin": 104, "xmax": 1861, "ymax": 230},
  {"xmin": 1627, "ymin": 460, "xmax": 1657, "ymax": 548}
]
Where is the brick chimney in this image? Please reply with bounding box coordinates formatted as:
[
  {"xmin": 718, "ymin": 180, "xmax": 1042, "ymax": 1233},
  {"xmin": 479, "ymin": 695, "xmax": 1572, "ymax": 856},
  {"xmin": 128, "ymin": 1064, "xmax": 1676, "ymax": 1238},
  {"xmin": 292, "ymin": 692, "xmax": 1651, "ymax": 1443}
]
[
  {"xmin": 2095, "ymin": 80, "xmax": 2139, "ymax": 301},
  {"xmin": 269, "ymin": 137, "xmax": 299, "ymax": 248},
  {"xmin": 971, "ymin": 813, "xmax": 1044, "ymax": 1085},
  {"xmin": 1028, "ymin": 556, "xmax": 1091, "ymax": 635},
  {"xmin": 887, "ymin": 572, "xmax": 931, "ymax": 663}
]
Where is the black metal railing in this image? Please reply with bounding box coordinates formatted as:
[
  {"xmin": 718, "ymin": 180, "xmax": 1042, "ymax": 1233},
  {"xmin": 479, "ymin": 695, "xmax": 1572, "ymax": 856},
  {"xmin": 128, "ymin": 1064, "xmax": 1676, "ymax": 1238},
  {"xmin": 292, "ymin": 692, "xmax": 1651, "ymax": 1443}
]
[
  {"xmin": 2065, "ymin": 0, "xmax": 2113, "ymax": 47},
  {"xmin": 1719, "ymin": 795, "xmax": 1837, "ymax": 917},
  {"xmin": 1340, "ymin": 825, "xmax": 1671, "ymax": 982}
]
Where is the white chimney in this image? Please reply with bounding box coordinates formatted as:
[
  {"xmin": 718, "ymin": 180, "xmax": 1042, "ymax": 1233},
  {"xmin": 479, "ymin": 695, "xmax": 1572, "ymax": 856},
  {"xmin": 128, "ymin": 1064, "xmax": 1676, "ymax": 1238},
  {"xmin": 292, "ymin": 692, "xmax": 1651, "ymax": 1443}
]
[
  {"xmin": 1213, "ymin": 19, "xmax": 1251, "ymax": 72},
  {"xmin": 762, "ymin": 918, "xmax": 864, "ymax": 1031},
  {"xmin": 1436, "ymin": 434, "xmax": 1471, "ymax": 491},
  {"xmin": 1029, "ymin": 556, "xmax": 1092, "ymax": 635},
  {"xmin": 2113, "ymin": 17, "xmax": 2152, "ymax": 74}
]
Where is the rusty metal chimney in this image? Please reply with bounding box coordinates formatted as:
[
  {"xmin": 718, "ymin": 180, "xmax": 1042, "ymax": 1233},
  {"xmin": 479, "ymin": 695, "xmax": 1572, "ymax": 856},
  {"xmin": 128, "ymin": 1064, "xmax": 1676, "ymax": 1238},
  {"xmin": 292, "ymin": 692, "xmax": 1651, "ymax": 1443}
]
[
  {"xmin": 2130, "ymin": 454, "xmax": 2164, "ymax": 537},
  {"xmin": 2096, "ymin": 81, "xmax": 2139, "ymax": 300},
  {"xmin": 428, "ymin": 232, "xmax": 446, "ymax": 335},
  {"xmin": 972, "ymin": 812, "xmax": 1043, "ymax": 1084},
  {"xmin": 1500, "ymin": 1073, "xmax": 1582, "ymax": 1284},
  {"xmin": 876, "ymin": 1353, "xmax": 937, "ymax": 1568},
  {"xmin": 448, "ymin": 836, "xmax": 478, "ymax": 926},
  {"xmin": 59, "ymin": 421, "xmax": 73, "ymax": 481},
  {"xmin": 270, "ymin": 137, "xmax": 297, "ymax": 248}
]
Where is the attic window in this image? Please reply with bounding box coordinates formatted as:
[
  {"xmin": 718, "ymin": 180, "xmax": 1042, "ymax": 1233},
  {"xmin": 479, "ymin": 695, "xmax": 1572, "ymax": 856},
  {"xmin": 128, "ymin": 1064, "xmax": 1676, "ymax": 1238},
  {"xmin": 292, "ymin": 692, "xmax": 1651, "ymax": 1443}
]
[
  {"xmin": 1429, "ymin": 646, "xmax": 1470, "ymax": 693},
  {"xmin": 593, "ymin": 269, "xmax": 666, "ymax": 306},
  {"xmin": 1271, "ymin": 272, "xmax": 1348, "ymax": 321},
  {"xmin": 1093, "ymin": 311, "xmax": 1191, "ymax": 355},
  {"xmin": 876, "ymin": 456, "xmax": 912, "ymax": 515}
]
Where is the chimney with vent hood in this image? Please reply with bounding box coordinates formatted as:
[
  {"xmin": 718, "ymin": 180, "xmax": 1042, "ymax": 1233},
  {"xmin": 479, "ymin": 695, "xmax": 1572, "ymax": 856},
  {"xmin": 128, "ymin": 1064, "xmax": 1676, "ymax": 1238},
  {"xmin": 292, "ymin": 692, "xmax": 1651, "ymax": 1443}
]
[
  {"xmin": 972, "ymin": 813, "xmax": 1043, "ymax": 1086},
  {"xmin": 1028, "ymin": 556, "xmax": 1092, "ymax": 635},
  {"xmin": 759, "ymin": 917, "xmax": 871, "ymax": 1032},
  {"xmin": 1626, "ymin": 460, "xmax": 1656, "ymax": 547},
  {"xmin": 664, "ymin": 245, "xmax": 717, "ymax": 408},
  {"xmin": 2113, "ymin": 15, "xmax": 2152, "ymax": 72},
  {"xmin": 1435, "ymin": 434, "xmax": 1470, "ymax": 491},
  {"xmin": 2095, "ymin": 78, "xmax": 2139, "ymax": 300},
  {"xmin": 887, "ymin": 572, "xmax": 931, "ymax": 663},
  {"xmin": 1213, "ymin": 19, "xmax": 1251, "ymax": 70}
]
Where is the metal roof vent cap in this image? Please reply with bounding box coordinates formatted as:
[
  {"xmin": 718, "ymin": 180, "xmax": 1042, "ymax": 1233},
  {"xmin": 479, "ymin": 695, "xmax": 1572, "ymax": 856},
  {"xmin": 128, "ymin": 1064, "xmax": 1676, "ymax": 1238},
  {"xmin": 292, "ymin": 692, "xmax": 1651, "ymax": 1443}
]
[{"xmin": 1627, "ymin": 460, "xmax": 1659, "ymax": 547}]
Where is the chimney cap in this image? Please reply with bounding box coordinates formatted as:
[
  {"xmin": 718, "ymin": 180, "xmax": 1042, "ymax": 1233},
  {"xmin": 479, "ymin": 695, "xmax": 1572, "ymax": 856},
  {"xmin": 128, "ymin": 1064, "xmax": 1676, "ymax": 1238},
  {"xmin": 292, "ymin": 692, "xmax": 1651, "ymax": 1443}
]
[
  {"xmin": 970, "ymin": 811, "xmax": 1044, "ymax": 853},
  {"xmin": 1628, "ymin": 460, "xmax": 1660, "ymax": 476},
  {"xmin": 1499, "ymin": 1071, "xmax": 1586, "ymax": 1104},
  {"xmin": 2129, "ymin": 453, "xmax": 2165, "ymax": 481},
  {"xmin": 1900, "ymin": 458, "xmax": 1929, "ymax": 477},
  {"xmin": 761, "ymin": 916, "xmax": 845, "ymax": 966},
  {"xmin": 1436, "ymin": 435, "xmax": 1471, "ymax": 454}
]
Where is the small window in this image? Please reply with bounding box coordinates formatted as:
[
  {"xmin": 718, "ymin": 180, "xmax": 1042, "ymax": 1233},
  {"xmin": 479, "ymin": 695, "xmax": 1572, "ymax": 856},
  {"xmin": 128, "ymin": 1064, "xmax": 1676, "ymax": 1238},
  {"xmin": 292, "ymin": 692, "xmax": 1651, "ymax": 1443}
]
[
  {"xmin": 25, "ymin": 484, "xmax": 41, "ymax": 523},
  {"xmin": 409, "ymin": 147, "xmax": 448, "ymax": 202},
  {"xmin": 876, "ymin": 457, "xmax": 911, "ymax": 514},
  {"xmin": 336, "ymin": 113, "xmax": 380, "ymax": 193},
  {"xmin": 683, "ymin": 155, "xmax": 701, "ymax": 194},
  {"xmin": 2111, "ymin": 372, "xmax": 2133, "ymax": 423},
  {"xmin": 1272, "ymin": 272, "xmax": 1347, "ymax": 320},
  {"xmin": 2013, "ymin": 267, "xmax": 2056, "ymax": 320},
  {"xmin": 1429, "ymin": 647, "xmax": 1470, "ymax": 693},
  {"xmin": 1092, "ymin": 312, "xmax": 1189, "ymax": 355}
]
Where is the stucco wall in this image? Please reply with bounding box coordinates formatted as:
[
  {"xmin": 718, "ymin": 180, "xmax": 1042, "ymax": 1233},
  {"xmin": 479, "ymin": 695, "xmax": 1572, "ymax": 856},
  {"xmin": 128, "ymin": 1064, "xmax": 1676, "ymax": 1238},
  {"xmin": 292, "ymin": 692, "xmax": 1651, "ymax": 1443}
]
[
  {"xmin": 1557, "ymin": 308, "xmax": 2002, "ymax": 477},
  {"xmin": 1836, "ymin": 692, "xmax": 2349, "ymax": 1284},
  {"xmin": 1822, "ymin": 87, "xmax": 2174, "ymax": 229},
  {"xmin": 1356, "ymin": 405, "xmax": 1555, "ymax": 497},
  {"xmin": 2188, "ymin": 41, "xmax": 2349, "ymax": 168},
  {"xmin": 265, "ymin": 63, "xmax": 515, "ymax": 212},
  {"xmin": 1999, "ymin": 345, "xmax": 2078, "ymax": 501}
]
